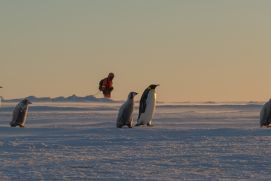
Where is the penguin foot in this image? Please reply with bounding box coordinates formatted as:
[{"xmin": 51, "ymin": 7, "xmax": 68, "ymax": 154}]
[
  {"xmin": 147, "ymin": 123, "xmax": 154, "ymax": 127},
  {"xmin": 19, "ymin": 125, "xmax": 25, "ymax": 128}
]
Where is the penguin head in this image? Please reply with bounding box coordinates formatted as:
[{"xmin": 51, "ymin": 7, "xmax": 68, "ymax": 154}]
[
  {"xmin": 128, "ymin": 92, "xmax": 138, "ymax": 99},
  {"xmin": 22, "ymin": 98, "xmax": 32, "ymax": 105},
  {"xmin": 149, "ymin": 84, "xmax": 159, "ymax": 89}
]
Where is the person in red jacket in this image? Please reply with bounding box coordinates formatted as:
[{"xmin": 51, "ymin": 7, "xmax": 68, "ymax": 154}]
[{"xmin": 99, "ymin": 73, "xmax": 114, "ymax": 98}]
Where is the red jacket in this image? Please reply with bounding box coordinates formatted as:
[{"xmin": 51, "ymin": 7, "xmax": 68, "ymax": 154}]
[{"xmin": 101, "ymin": 78, "xmax": 113, "ymax": 98}]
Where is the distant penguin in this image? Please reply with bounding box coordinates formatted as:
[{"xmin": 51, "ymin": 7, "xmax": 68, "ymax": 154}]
[
  {"xmin": 10, "ymin": 99, "xmax": 32, "ymax": 128},
  {"xmin": 260, "ymin": 99, "xmax": 271, "ymax": 127},
  {"xmin": 136, "ymin": 84, "xmax": 159, "ymax": 126},
  {"xmin": 116, "ymin": 92, "xmax": 138, "ymax": 128}
]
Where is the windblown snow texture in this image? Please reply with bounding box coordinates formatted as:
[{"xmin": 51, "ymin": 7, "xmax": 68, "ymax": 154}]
[{"xmin": 0, "ymin": 102, "xmax": 270, "ymax": 180}]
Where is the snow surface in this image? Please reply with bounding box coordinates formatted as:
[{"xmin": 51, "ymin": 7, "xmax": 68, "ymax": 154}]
[{"xmin": 1, "ymin": 102, "xmax": 271, "ymax": 180}]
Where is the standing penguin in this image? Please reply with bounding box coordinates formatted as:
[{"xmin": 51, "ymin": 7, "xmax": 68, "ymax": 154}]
[
  {"xmin": 0, "ymin": 86, "xmax": 2, "ymax": 107},
  {"xmin": 136, "ymin": 84, "xmax": 159, "ymax": 126},
  {"xmin": 10, "ymin": 98, "xmax": 32, "ymax": 128},
  {"xmin": 116, "ymin": 92, "xmax": 138, "ymax": 128},
  {"xmin": 260, "ymin": 99, "xmax": 271, "ymax": 127}
]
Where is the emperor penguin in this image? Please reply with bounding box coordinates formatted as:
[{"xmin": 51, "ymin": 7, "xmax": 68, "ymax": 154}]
[
  {"xmin": 10, "ymin": 98, "xmax": 32, "ymax": 128},
  {"xmin": 136, "ymin": 84, "xmax": 159, "ymax": 126},
  {"xmin": 260, "ymin": 99, "xmax": 271, "ymax": 127},
  {"xmin": 0, "ymin": 86, "xmax": 2, "ymax": 107},
  {"xmin": 116, "ymin": 92, "xmax": 138, "ymax": 128}
]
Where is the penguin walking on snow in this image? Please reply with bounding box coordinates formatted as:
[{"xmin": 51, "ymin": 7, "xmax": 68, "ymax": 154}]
[
  {"xmin": 10, "ymin": 98, "xmax": 32, "ymax": 128},
  {"xmin": 116, "ymin": 92, "xmax": 138, "ymax": 128},
  {"xmin": 260, "ymin": 99, "xmax": 271, "ymax": 127},
  {"xmin": 136, "ymin": 84, "xmax": 159, "ymax": 126}
]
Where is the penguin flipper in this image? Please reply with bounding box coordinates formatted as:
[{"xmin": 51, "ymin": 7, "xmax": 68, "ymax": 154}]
[
  {"xmin": 137, "ymin": 102, "xmax": 146, "ymax": 120},
  {"xmin": 137, "ymin": 88, "xmax": 149, "ymax": 119},
  {"xmin": 116, "ymin": 118, "xmax": 124, "ymax": 128}
]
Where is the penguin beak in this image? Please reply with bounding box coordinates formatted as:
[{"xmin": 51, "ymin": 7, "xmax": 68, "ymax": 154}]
[
  {"xmin": 154, "ymin": 84, "xmax": 160, "ymax": 88},
  {"xmin": 28, "ymin": 101, "xmax": 32, "ymax": 104}
]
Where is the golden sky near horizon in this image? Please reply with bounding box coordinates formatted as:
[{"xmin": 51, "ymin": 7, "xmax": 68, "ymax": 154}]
[{"xmin": 1, "ymin": 0, "xmax": 271, "ymax": 102}]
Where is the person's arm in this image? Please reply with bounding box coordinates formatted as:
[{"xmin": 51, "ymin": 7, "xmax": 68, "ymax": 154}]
[{"xmin": 101, "ymin": 79, "xmax": 108, "ymax": 91}]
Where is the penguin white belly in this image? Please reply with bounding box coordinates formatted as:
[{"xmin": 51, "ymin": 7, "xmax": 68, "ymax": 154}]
[
  {"xmin": 139, "ymin": 93, "xmax": 156, "ymax": 125},
  {"xmin": 20, "ymin": 107, "xmax": 29, "ymax": 127}
]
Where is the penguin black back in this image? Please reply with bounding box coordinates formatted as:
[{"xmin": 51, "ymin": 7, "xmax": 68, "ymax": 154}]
[
  {"xmin": 137, "ymin": 84, "xmax": 159, "ymax": 120},
  {"xmin": 138, "ymin": 88, "xmax": 151, "ymax": 119}
]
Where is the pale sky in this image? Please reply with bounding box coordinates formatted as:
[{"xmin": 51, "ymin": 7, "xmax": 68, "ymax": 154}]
[{"xmin": 1, "ymin": 0, "xmax": 271, "ymax": 102}]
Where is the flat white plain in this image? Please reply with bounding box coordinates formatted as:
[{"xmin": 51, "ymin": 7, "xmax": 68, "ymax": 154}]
[{"xmin": 0, "ymin": 102, "xmax": 270, "ymax": 180}]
